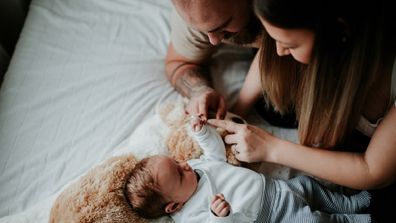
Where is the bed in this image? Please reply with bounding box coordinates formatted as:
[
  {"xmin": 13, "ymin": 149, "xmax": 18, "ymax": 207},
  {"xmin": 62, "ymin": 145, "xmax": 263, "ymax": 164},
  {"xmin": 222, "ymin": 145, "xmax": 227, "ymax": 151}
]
[{"xmin": 0, "ymin": 0, "xmax": 298, "ymax": 222}]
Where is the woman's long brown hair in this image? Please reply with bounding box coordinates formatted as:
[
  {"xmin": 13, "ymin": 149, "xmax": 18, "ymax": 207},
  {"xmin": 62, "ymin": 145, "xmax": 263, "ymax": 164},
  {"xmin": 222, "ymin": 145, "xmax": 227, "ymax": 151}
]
[{"xmin": 254, "ymin": 0, "xmax": 394, "ymax": 148}]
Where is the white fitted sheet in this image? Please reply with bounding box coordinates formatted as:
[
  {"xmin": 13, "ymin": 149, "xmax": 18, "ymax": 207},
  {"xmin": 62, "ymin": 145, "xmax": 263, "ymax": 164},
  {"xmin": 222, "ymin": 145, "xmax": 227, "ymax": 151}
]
[{"xmin": 0, "ymin": 0, "xmax": 298, "ymax": 222}]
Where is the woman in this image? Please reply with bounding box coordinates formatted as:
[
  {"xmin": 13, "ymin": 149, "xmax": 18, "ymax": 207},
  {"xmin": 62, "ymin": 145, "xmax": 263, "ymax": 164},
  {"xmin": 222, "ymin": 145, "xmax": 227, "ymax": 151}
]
[{"xmin": 209, "ymin": 0, "xmax": 396, "ymax": 196}]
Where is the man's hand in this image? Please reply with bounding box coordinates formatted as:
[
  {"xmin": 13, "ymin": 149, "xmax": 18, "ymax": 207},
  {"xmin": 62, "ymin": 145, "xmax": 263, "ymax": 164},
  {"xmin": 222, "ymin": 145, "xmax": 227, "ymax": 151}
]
[
  {"xmin": 186, "ymin": 86, "xmax": 226, "ymax": 121},
  {"xmin": 211, "ymin": 193, "xmax": 230, "ymax": 217},
  {"xmin": 165, "ymin": 44, "xmax": 226, "ymax": 120}
]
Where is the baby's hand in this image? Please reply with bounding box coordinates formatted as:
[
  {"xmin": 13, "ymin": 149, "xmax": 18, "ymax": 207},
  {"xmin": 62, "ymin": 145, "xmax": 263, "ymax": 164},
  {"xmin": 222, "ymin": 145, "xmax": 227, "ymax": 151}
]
[
  {"xmin": 190, "ymin": 114, "xmax": 205, "ymax": 132},
  {"xmin": 210, "ymin": 193, "xmax": 230, "ymax": 217}
]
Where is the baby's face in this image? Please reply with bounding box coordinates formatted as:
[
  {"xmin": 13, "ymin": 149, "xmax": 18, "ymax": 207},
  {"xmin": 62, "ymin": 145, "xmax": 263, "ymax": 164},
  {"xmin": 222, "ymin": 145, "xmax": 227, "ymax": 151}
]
[{"xmin": 148, "ymin": 155, "xmax": 198, "ymax": 204}]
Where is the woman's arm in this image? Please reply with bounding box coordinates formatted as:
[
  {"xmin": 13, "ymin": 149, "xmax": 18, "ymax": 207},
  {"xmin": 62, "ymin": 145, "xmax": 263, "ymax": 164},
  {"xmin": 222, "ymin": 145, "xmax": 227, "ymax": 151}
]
[
  {"xmin": 275, "ymin": 107, "xmax": 396, "ymax": 189},
  {"xmin": 231, "ymin": 50, "xmax": 262, "ymax": 117},
  {"xmin": 208, "ymin": 107, "xmax": 396, "ymax": 190}
]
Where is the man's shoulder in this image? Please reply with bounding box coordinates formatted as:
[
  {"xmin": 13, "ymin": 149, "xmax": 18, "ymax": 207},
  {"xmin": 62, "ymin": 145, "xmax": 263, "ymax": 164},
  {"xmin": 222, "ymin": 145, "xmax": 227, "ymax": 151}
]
[
  {"xmin": 170, "ymin": 10, "xmax": 215, "ymax": 61},
  {"xmin": 169, "ymin": 10, "xmax": 259, "ymax": 61},
  {"xmin": 170, "ymin": 10, "xmax": 208, "ymax": 40}
]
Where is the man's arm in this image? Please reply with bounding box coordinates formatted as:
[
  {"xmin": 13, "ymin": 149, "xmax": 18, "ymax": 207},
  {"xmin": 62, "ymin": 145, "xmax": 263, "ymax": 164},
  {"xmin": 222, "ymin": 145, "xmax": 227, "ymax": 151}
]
[
  {"xmin": 165, "ymin": 43, "xmax": 226, "ymax": 119},
  {"xmin": 165, "ymin": 43, "xmax": 211, "ymax": 98}
]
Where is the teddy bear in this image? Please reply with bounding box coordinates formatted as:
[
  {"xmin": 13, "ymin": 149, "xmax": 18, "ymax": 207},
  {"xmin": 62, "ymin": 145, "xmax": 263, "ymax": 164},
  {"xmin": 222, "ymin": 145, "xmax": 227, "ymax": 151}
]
[
  {"xmin": 49, "ymin": 100, "xmax": 247, "ymax": 223},
  {"xmin": 158, "ymin": 99, "xmax": 246, "ymax": 166}
]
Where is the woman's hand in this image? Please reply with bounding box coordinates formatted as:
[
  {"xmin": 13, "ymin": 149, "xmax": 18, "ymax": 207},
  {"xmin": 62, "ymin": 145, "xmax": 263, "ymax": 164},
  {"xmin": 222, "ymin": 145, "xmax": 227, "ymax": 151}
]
[
  {"xmin": 211, "ymin": 193, "xmax": 230, "ymax": 217},
  {"xmin": 185, "ymin": 87, "xmax": 226, "ymax": 120},
  {"xmin": 207, "ymin": 119, "xmax": 278, "ymax": 163}
]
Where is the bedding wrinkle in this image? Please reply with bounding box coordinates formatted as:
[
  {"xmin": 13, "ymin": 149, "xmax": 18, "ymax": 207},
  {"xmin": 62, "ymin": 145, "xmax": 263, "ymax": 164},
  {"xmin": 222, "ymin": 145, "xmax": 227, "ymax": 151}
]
[
  {"xmin": 140, "ymin": 0, "xmax": 171, "ymax": 10},
  {"xmin": 111, "ymin": 21, "xmax": 123, "ymax": 46}
]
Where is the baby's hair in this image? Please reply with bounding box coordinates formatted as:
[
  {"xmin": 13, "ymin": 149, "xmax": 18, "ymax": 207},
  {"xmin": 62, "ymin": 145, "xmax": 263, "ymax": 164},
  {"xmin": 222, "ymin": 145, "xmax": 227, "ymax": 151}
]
[{"xmin": 125, "ymin": 156, "xmax": 168, "ymax": 219}]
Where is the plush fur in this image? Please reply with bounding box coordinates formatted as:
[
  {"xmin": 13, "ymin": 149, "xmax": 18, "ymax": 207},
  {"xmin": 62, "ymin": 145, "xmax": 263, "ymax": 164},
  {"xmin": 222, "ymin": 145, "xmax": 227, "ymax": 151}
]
[
  {"xmin": 159, "ymin": 100, "xmax": 243, "ymax": 166},
  {"xmin": 49, "ymin": 100, "xmax": 245, "ymax": 222},
  {"xmin": 49, "ymin": 155, "xmax": 147, "ymax": 223}
]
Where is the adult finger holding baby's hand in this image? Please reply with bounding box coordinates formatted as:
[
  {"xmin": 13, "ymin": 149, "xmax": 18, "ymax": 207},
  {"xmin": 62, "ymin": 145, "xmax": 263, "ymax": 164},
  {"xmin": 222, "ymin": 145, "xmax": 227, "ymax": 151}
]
[
  {"xmin": 185, "ymin": 87, "xmax": 227, "ymax": 121},
  {"xmin": 207, "ymin": 119, "xmax": 278, "ymax": 163},
  {"xmin": 190, "ymin": 114, "xmax": 205, "ymax": 132}
]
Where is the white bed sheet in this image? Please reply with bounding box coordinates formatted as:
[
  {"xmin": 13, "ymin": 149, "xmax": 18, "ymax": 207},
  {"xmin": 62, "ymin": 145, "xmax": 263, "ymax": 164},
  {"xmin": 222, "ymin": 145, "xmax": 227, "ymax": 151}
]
[
  {"xmin": 0, "ymin": 0, "xmax": 176, "ymax": 219},
  {"xmin": 0, "ymin": 0, "xmax": 298, "ymax": 222}
]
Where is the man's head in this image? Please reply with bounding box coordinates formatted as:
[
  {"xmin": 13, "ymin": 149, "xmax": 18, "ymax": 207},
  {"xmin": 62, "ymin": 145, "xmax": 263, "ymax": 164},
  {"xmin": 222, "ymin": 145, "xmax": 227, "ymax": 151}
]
[
  {"xmin": 125, "ymin": 155, "xmax": 198, "ymax": 218},
  {"xmin": 172, "ymin": 0, "xmax": 261, "ymax": 45}
]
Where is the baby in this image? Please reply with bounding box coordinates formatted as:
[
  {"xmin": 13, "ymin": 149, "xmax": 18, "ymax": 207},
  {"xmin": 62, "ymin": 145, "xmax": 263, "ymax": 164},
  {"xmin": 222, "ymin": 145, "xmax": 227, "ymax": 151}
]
[{"xmin": 125, "ymin": 118, "xmax": 371, "ymax": 222}]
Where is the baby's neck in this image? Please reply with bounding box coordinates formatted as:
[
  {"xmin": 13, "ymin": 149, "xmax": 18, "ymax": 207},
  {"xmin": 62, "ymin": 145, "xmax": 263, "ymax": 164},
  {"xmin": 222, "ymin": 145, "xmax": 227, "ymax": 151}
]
[{"xmin": 194, "ymin": 170, "xmax": 201, "ymax": 182}]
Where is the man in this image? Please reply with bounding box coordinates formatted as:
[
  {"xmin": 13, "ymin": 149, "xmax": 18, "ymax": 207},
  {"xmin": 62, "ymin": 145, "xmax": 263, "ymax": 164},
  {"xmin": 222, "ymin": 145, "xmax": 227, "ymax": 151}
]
[{"xmin": 165, "ymin": 0, "xmax": 262, "ymax": 121}]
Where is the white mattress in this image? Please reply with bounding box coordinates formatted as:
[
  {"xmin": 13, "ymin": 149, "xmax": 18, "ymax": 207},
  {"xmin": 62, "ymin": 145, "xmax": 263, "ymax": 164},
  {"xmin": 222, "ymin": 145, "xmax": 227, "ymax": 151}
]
[{"xmin": 0, "ymin": 0, "xmax": 297, "ymax": 222}]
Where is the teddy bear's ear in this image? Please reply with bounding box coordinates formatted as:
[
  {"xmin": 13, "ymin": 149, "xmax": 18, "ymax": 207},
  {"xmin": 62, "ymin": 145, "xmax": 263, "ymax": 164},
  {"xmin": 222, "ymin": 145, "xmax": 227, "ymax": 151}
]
[
  {"xmin": 158, "ymin": 99, "xmax": 189, "ymax": 128},
  {"xmin": 158, "ymin": 102, "xmax": 176, "ymax": 126},
  {"xmin": 49, "ymin": 155, "xmax": 149, "ymax": 223}
]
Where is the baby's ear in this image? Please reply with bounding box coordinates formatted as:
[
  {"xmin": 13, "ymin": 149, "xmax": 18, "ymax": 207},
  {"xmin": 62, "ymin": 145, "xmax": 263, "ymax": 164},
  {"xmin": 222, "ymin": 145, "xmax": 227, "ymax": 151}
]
[{"xmin": 165, "ymin": 202, "xmax": 184, "ymax": 214}]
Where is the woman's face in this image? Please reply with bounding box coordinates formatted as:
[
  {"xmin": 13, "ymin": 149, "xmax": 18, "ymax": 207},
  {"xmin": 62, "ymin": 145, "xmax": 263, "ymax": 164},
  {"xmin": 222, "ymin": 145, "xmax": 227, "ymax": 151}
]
[{"xmin": 260, "ymin": 18, "xmax": 315, "ymax": 64}]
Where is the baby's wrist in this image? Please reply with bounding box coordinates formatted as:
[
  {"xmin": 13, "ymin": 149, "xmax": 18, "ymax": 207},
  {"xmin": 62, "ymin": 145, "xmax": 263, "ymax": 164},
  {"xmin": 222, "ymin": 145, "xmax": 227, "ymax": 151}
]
[
  {"xmin": 210, "ymin": 209, "xmax": 230, "ymax": 218},
  {"xmin": 189, "ymin": 123, "xmax": 207, "ymax": 136}
]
